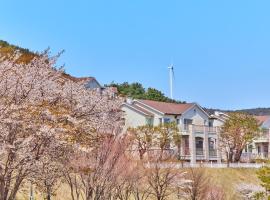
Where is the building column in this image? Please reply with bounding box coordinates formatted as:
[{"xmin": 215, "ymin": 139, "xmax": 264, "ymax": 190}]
[
  {"xmin": 189, "ymin": 125, "xmax": 196, "ymax": 165},
  {"xmin": 260, "ymin": 143, "xmax": 264, "ymax": 158},
  {"xmin": 216, "ymin": 127, "xmax": 222, "ymax": 164},
  {"xmin": 180, "ymin": 136, "xmax": 185, "ymax": 157},
  {"xmin": 204, "ymin": 127, "xmax": 209, "ymax": 161}
]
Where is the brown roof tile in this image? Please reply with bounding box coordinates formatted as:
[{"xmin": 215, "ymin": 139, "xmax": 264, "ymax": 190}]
[{"xmin": 137, "ymin": 99, "xmax": 195, "ymax": 115}]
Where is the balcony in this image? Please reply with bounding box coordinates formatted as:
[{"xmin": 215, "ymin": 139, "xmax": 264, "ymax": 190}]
[
  {"xmin": 254, "ymin": 129, "xmax": 269, "ymax": 143},
  {"xmin": 179, "ymin": 125, "xmax": 219, "ymax": 136}
]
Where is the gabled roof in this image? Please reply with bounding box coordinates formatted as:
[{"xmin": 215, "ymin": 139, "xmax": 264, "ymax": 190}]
[
  {"xmin": 122, "ymin": 103, "xmax": 154, "ymax": 117},
  {"xmin": 136, "ymin": 99, "xmax": 196, "ymax": 115},
  {"xmin": 255, "ymin": 115, "xmax": 270, "ymax": 125}
]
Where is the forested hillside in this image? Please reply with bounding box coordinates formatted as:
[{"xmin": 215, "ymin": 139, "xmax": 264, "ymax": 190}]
[{"xmin": 107, "ymin": 82, "xmax": 185, "ymax": 103}]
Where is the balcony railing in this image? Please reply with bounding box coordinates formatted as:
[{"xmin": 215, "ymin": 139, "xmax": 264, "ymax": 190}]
[
  {"xmin": 180, "ymin": 125, "xmax": 218, "ymax": 134},
  {"xmin": 209, "ymin": 149, "xmax": 217, "ymax": 157},
  {"xmin": 196, "ymin": 148, "xmax": 204, "ymax": 156},
  {"xmin": 241, "ymin": 152, "xmax": 269, "ymax": 160},
  {"xmin": 260, "ymin": 129, "xmax": 269, "ymax": 139}
]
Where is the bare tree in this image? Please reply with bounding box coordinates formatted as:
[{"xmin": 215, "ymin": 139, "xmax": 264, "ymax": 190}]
[
  {"xmin": 131, "ymin": 164, "xmax": 152, "ymax": 200},
  {"xmin": 67, "ymin": 136, "xmax": 132, "ymax": 200},
  {"xmin": 145, "ymin": 152, "xmax": 187, "ymax": 200},
  {"xmin": 182, "ymin": 168, "xmax": 209, "ymax": 200}
]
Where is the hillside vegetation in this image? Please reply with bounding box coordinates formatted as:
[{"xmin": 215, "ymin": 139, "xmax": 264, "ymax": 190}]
[
  {"xmin": 0, "ymin": 40, "xmax": 36, "ymax": 63},
  {"xmin": 107, "ymin": 82, "xmax": 185, "ymax": 103}
]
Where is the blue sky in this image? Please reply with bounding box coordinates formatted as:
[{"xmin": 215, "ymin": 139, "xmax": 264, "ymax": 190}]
[{"xmin": 1, "ymin": 0, "xmax": 269, "ymax": 110}]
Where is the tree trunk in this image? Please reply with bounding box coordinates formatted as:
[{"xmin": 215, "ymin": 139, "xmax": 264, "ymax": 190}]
[
  {"xmin": 234, "ymin": 149, "xmax": 243, "ymax": 162},
  {"xmin": 46, "ymin": 185, "xmax": 51, "ymax": 200},
  {"xmin": 229, "ymin": 150, "xmax": 234, "ymax": 163}
]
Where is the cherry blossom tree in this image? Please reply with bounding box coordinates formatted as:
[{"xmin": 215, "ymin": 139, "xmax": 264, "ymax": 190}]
[{"xmin": 0, "ymin": 50, "xmax": 123, "ymax": 200}]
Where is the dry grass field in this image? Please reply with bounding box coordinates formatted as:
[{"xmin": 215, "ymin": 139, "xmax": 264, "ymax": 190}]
[{"xmin": 16, "ymin": 168, "xmax": 260, "ymax": 200}]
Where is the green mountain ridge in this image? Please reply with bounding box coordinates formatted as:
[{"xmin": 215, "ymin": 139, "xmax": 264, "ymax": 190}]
[{"xmin": 207, "ymin": 107, "xmax": 270, "ymax": 116}]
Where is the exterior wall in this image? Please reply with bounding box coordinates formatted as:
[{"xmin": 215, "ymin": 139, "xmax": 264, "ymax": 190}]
[
  {"xmin": 152, "ymin": 113, "xmax": 164, "ymax": 126},
  {"xmin": 122, "ymin": 106, "xmax": 148, "ymax": 129},
  {"xmin": 180, "ymin": 105, "xmax": 209, "ymax": 127}
]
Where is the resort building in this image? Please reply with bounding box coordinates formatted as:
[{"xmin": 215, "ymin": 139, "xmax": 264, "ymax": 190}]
[
  {"xmin": 242, "ymin": 116, "xmax": 270, "ymax": 160},
  {"xmin": 121, "ymin": 99, "xmax": 221, "ymax": 164}
]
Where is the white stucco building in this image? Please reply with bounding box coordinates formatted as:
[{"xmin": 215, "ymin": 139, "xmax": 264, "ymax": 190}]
[
  {"xmin": 210, "ymin": 112, "xmax": 270, "ymax": 161},
  {"xmin": 242, "ymin": 116, "xmax": 270, "ymax": 160},
  {"xmin": 121, "ymin": 99, "xmax": 221, "ymax": 164}
]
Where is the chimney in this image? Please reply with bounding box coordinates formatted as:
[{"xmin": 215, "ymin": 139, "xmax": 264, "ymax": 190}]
[{"xmin": 126, "ymin": 98, "xmax": 134, "ymax": 105}]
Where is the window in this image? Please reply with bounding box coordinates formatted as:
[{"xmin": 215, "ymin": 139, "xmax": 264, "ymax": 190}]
[
  {"xmin": 258, "ymin": 146, "xmax": 261, "ymax": 153},
  {"xmin": 164, "ymin": 118, "xmax": 171, "ymax": 124},
  {"xmin": 146, "ymin": 118, "xmax": 153, "ymax": 126},
  {"xmin": 176, "ymin": 119, "xmax": 180, "ymax": 125},
  {"xmin": 208, "ymin": 138, "xmax": 216, "ymax": 150},
  {"xmin": 248, "ymin": 145, "xmax": 253, "ymax": 153},
  {"xmin": 209, "ymin": 121, "xmax": 213, "ymax": 127},
  {"xmin": 159, "ymin": 118, "xmax": 163, "ymax": 125},
  {"xmin": 184, "ymin": 119, "xmax": 193, "ymax": 130}
]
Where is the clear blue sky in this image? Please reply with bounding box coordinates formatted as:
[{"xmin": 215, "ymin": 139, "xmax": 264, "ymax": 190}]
[{"xmin": 1, "ymin": 0, "xmax": 269, "ymax": 110}]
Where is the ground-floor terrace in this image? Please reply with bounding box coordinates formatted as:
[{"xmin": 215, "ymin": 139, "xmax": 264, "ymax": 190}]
[
  {"xmin": 241, "ymin": 129, "xmax": 270, "ymax": 161},
  {"xmin": 241, "ymin": 142, "xmax": 270, "ymax": 162},
  {"xmin": 178, "ymin": 135, "xmax": 221, "ymax": 163},
  {"xmin": 144, "ymin": 126, "xmax": 270, "ymax": 164}
]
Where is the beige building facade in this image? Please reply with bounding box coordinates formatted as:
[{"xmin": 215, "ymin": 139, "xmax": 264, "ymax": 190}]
[{"xmin": 122, "ymin": 99, "xmax": 221, "ymax": 164}]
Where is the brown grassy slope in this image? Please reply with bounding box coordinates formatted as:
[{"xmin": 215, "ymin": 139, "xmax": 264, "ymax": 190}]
[{"xmin": 16, "ymin": 168, "xmax": 260, "ymax": 200}]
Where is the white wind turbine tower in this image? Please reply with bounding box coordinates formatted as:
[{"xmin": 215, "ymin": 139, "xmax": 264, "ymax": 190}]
[{"xmin": 168, "ymin": 64, "xmax": 174, "ymax": 99}]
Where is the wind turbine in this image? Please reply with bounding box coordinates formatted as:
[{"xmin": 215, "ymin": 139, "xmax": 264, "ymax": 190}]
[{"xmin": 168, "ymin": 64, "xmax": 174, "ymax": 99}]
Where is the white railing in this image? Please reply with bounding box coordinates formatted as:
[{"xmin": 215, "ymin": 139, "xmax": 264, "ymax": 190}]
[
  {"xmin": 179, "ymin": 125, "xmax": 219, "ymax": 134},
  {"xmin": 147, "ymin": 162, "xmax": 269, "ymax": 169}
]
